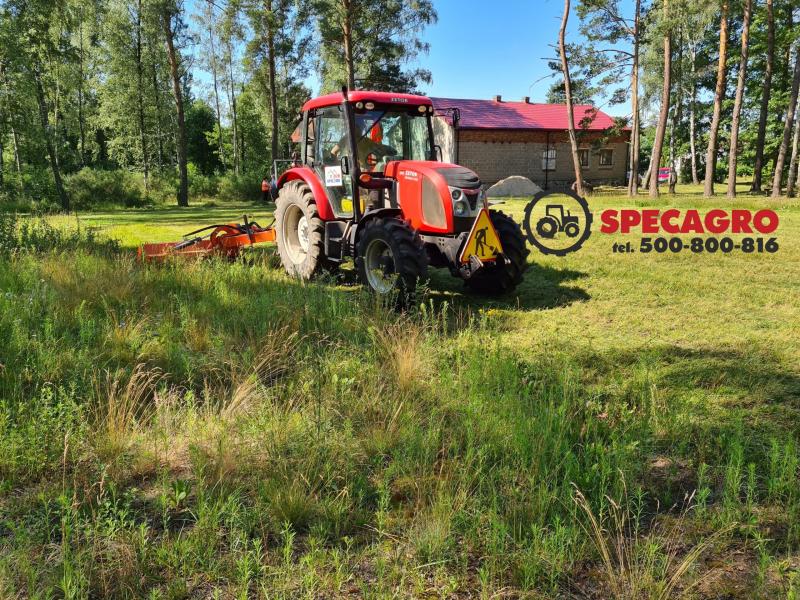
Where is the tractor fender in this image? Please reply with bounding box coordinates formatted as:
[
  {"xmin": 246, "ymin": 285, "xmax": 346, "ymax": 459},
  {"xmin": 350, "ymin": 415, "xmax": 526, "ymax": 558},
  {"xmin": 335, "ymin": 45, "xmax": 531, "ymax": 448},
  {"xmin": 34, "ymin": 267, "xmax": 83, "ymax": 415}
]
[
  {"xmin": 351, "ymin": 208, "xmax": 403, "ymax": 244},
  {"xmin": 277, "ymin": 167, "xmax": 335, "ymax": 221}
]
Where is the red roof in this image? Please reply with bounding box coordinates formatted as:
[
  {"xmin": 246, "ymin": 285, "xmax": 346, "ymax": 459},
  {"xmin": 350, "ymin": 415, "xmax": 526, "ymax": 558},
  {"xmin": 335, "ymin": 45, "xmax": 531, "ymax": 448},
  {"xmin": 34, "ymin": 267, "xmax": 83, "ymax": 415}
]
[
  {"xmin": 430, "ymin": 97, "xmax": 620, "ymax": 131},
  {"xmin": 302, "ymin": 91, "xmax": 432, "ymax": 112}
]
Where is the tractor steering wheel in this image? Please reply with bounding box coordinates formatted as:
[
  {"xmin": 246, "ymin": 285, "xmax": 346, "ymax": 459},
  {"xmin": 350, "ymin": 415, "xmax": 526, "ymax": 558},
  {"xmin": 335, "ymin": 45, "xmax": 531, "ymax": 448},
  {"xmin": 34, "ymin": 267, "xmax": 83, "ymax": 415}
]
[{"xmin": 369, "ymin": 143, "xmax": 398, "ymax": 159}]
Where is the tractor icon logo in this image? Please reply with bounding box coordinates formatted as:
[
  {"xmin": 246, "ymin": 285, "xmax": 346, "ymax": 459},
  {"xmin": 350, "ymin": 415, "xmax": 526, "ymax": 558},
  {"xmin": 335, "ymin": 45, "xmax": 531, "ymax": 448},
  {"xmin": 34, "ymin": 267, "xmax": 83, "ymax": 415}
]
[
  {"xmin": 523, "ymin": 190, "xmax": 593, "ymax": 257},
  {"xmin": 536, "ymin": 205, "xmax": 581, "ymax": 239}
]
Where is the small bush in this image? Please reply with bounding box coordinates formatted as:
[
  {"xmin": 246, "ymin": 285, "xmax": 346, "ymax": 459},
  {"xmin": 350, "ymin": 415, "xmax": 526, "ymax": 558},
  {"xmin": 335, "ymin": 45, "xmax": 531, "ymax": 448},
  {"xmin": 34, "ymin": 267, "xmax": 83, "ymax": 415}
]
[
  {"xmin": 20, "ymin": 166, "xmax": 60, "ymax": 206},
  {"xmin": 146, "ymin": 172, "xmax": 179, "ymax": 205},
  {"xmin": 0, "ymin": 166, "xmax": 60, "ymax": 210},
  {"xmin": 218, "ymin": 173, "xmax": 262, "ymax": 202},
  {"xmin": 65, "ymin": 168, "xmax": 147, "ymax": 209},
  {"xmin": 0, "ymin": 212, "xmax": 120, "ymax": 256},
  {"xmin": 188, "ymin": 163, "xmax": 220, "ymax": 199}
]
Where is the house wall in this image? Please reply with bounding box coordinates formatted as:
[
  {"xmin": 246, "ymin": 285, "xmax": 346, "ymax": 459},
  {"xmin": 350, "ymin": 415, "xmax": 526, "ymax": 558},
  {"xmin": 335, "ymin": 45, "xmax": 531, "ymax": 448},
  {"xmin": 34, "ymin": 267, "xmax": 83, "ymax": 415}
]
[{"xmin": 432, "ymin": 119, "xmax": 629, "ymax": 188}]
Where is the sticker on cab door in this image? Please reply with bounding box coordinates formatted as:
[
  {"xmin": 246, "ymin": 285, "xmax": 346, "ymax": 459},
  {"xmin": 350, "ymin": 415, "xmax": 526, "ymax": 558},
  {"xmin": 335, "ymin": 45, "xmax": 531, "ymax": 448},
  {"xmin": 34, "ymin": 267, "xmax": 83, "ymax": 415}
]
[{"xmin": 325, "ymin": 166, "xmax": 343, "ymax": 187}]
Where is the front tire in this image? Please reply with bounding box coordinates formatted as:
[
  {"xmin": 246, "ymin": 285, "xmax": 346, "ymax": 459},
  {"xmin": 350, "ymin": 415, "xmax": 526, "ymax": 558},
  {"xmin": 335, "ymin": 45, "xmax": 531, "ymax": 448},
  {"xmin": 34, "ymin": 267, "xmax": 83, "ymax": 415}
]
[
  {"xmin": 356, "ymin": 218, "xmax": 428, "ymax": 306},
  {"xmin": 275, "ymin": 181, "xmax": 335, "ymax": 278},
  {"xmin": 465, "ymin": 210, "xmax": 529, "ymax": 296}
]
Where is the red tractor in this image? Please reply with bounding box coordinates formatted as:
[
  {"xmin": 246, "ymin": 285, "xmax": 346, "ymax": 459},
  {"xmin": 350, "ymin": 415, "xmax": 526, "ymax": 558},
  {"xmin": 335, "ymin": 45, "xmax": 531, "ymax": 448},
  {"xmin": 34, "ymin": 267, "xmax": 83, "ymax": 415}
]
[{"xmin": 272, "ymin": 88, "xmax": 529, "ymax": 302}]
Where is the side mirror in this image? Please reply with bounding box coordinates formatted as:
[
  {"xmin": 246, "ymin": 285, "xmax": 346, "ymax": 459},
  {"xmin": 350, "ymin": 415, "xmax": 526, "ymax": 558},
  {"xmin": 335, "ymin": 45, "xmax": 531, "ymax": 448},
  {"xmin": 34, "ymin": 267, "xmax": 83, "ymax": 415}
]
[
  {"xmin": 340, "ymin": 155, "xmax": 350, "ymax": 175},
  {"xmin": 434, "ymin": 145, "xmax": 443, "ymax": 162}
]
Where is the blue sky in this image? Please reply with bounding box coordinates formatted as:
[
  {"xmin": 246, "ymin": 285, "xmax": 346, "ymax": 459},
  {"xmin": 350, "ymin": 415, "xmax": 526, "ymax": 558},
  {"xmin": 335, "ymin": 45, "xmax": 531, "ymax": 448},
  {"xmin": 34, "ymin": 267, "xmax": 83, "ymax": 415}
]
[
  {"xmin": 421, "ymin": 0, "xmax": 566, "ymax": 103},
  {"xmin": 190, "ymin": 0, "xmax": 632, "ymax": 118},
  {"xmin": 380, "ymin": 0, "xmax": 629, "ymax": 118}
]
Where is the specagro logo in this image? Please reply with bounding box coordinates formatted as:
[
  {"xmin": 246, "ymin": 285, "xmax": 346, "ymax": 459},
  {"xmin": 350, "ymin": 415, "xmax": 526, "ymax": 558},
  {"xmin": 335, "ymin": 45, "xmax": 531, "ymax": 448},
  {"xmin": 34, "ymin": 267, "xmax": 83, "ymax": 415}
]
[
  {"xmin": 520, "ymin": 194, "xmax": 781, "ymax": 256},
  {"xmin": 522, "ymin": 190, "xmax": 593, "ymax": 256}
]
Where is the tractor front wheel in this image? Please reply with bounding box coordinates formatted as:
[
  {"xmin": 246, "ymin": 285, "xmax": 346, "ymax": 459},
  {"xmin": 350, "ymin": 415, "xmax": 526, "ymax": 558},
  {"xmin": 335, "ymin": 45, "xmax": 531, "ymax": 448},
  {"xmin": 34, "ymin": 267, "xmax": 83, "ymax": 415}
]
[
  {"xmin": 465, "ymin": 210, "xmax": 529, "ymax": 296},
  {"xmin": 275, "ymin": 181, "xmax": 335, "ymax": 278},
  {"xmin": 356, "ymin": 218, "xmax": 428, "ymax": 306}
]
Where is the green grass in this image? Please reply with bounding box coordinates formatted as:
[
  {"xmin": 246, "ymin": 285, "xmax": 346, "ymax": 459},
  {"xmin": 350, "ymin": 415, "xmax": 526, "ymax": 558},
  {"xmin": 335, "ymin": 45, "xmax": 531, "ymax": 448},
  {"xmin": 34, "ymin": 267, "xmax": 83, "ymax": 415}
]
[{"xmin": 1, "ymin": 187, "xmax": 799, "ymax": 598}]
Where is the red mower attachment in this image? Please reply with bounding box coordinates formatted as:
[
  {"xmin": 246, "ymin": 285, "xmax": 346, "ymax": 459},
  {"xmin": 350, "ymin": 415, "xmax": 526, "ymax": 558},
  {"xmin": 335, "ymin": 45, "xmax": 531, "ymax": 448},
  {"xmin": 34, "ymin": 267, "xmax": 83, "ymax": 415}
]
[{"xmin": 138, "ymin": 216, "xmax": 276, "ymax": 262}]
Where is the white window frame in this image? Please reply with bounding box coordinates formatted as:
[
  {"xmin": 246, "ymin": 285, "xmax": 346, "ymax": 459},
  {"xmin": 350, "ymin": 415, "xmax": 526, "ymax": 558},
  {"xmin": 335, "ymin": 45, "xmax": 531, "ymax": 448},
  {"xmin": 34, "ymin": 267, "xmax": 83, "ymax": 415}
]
[
  {"xmin": 598, "ymin": 148, "xmax": 614, "ymax": 168},
  {"xmin": 541, "ymin": 147, "xmax": 556, "ymax": 171}
]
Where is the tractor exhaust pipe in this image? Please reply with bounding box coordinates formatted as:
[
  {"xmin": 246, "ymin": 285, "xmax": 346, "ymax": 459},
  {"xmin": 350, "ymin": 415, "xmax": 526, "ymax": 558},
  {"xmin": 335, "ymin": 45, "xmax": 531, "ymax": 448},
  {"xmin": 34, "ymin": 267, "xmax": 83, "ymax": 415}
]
[{"xmin": 341, "ymin": 85, "xmax": 362, "ymax": 223}]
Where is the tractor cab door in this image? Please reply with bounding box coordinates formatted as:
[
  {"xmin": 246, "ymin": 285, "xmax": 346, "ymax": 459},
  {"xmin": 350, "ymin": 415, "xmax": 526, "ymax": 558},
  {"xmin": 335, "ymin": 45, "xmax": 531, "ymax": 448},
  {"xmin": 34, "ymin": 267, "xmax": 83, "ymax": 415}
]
[{"xmin": 310, "ymin": 106, "xmax": 355, "ymax": 219}]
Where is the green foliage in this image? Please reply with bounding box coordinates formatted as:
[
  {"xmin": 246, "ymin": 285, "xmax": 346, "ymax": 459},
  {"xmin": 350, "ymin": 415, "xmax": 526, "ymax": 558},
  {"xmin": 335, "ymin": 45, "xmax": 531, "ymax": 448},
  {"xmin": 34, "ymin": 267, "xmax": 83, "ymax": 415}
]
[
  {"xmin": 217, "ymin": 172, "xmax": 261, "ymax": 202},
  {"xmin": 0, "ymin": 212, "xmax": 120, "ymax": 256},
  {"xmin": 65, "ymin": 168, "xmax": 148, "ymax": 209},
  {"xmin": 0, "ymin": 195, "xmax": 798, "ymax": 596},
  {"xmin": 186, "ymin": 100, "xmax": 222, "ymax": 176},
  {"xmin": 313, "ymin": 0, "xmax": 438, "ymax": 93}
]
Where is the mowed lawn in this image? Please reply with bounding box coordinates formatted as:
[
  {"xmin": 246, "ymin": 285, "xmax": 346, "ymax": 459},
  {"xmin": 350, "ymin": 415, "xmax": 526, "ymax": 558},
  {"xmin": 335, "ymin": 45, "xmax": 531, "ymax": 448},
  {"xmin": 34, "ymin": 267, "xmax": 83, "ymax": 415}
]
[{"xmin": 1, "ymin": 187, "xmax": 798, "ymax": 598}]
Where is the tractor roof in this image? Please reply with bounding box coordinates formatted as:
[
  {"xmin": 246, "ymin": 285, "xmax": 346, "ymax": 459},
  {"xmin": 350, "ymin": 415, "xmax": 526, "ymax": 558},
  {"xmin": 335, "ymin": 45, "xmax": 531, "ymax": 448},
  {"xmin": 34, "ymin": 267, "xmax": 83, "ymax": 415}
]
[{"xmin": 302, "ymin": 91, "xmax": 433, "ymax": 112}]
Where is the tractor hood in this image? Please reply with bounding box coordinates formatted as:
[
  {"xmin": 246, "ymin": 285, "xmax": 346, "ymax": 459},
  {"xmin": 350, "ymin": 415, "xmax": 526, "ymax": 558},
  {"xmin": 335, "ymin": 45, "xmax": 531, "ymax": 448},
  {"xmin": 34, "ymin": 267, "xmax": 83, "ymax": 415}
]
[
  {"xmin": 383, "ymin": 161, "xmax": 484, "ymax": 234},
  {"xmin": 434, "ymin": 165, "xmax": 481, "ymax": 190},
  {"xmin": 384, "ymin": 161, "xmax": 482, "ymax": 189}
]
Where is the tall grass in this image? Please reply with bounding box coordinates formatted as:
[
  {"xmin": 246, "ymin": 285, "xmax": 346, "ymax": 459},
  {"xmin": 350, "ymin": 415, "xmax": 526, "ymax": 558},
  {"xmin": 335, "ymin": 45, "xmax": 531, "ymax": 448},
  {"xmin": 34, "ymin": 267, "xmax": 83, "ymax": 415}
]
[{"xmin": 0, "ymin": 208, "xmax": 798, "ymax": 597}]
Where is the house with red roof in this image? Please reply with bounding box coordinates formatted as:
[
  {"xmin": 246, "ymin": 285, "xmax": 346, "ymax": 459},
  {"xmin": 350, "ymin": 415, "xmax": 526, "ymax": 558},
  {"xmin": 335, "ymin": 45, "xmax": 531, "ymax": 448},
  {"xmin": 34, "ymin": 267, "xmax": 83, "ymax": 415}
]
[{"xmin": 431, "ymin": 95, "xmax": 629, "ymax": 188}]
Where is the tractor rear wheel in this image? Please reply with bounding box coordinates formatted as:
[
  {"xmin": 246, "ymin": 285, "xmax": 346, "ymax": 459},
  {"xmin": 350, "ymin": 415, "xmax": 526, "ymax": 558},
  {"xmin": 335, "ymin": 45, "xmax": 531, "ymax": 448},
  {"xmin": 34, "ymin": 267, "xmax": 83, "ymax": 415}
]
[
  {"xmin": 275, "ymin": 181, "xmax": 336, "ymax": 278},
  {"xmin": 356, "ymin": 218, "xmax": 428, "ymax": 306},
  {"xmin": 465, "ymin": 210, "xmax": 529, "ymax": 296}
]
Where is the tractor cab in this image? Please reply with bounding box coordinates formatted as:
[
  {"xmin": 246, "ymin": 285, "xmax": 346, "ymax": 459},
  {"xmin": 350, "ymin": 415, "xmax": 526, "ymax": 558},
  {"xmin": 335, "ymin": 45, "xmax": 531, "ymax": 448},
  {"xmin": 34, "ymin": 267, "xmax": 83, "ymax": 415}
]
[
  {"xmin": 274, "ymin": 88, "xmax": 528, "ymax": 302},
  {"xmin": 301, "ymin": 92, "xmax": 437, "ymax": 219}
]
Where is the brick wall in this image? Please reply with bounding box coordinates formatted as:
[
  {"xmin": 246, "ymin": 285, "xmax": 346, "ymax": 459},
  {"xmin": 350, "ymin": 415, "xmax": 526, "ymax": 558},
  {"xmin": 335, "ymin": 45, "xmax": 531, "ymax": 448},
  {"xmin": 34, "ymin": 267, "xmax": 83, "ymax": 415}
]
[
  {"xmin": 458, "ymin": 132, "xmax": 628, "ymax": 187},
  {"xmin": 432, "ymin": 121, "xmax": 630, "ymax": 187}
]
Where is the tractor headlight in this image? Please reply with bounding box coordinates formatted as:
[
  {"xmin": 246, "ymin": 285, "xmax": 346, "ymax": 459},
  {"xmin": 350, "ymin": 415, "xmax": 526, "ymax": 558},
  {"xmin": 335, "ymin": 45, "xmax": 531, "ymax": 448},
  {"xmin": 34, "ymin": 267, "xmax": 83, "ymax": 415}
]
[
  {"xmin": 451, "ymin": 188, "xmax": 462, "ymax": 201},
  {"xmin": 453, "ymin": 199, "xmax": 469, "ymax": 216}
]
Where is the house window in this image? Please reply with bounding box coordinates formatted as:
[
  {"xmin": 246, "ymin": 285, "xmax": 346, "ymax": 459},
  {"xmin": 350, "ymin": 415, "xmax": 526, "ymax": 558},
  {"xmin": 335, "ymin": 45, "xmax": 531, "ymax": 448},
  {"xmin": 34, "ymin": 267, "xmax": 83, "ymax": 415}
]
[
  {"xmin": 578, "ymin": 149, "xmax": 589, "ymax": 168},
  {"xmin": 599, "ymin": 149, "xmax": 613, "ymax": 167},
  {"xmin": 541, "ymin": 148, "xmax": 556, "ymax": 171}
]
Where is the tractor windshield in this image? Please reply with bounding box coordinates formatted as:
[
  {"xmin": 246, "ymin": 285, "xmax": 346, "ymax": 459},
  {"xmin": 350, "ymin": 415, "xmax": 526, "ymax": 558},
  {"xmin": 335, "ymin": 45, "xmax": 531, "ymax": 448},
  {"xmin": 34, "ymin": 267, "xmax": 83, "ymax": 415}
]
[{"xmin": 352, "ymin": 108, "xmax": 433, "ymax": 172}]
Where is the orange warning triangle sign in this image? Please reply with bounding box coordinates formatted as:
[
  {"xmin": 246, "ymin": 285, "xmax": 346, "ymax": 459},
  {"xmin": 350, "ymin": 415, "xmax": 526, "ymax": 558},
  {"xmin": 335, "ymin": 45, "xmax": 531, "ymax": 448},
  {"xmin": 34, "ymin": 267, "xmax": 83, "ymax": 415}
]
[{"xmin": 460, "ymin": 208, "xmax": 503, "ymax": 263}]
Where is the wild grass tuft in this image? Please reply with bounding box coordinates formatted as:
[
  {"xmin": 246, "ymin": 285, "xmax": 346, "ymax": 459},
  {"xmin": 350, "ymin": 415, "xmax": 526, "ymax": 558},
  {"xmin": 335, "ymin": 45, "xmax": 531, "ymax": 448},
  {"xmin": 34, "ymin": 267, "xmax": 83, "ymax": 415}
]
[{"xmin": 574, "ymin": 482, "xmax": 733, "ymax": 599}]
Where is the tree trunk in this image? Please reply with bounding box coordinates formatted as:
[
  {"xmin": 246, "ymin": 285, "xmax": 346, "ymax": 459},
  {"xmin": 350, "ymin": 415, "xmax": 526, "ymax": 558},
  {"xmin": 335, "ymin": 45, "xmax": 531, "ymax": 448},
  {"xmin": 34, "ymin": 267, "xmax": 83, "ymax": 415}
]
[
  {"xmin": 642, "ymin": 159, "xmax": 653, "ymax": 190},
  {"xmin": 650, "ymin": 0, "xmax": 671, "ymax": 198},
  {"xmin": 151, "ymin": 62, "xmax": 165, "ymax": 170},
  {"xmin": 163, "ymin": 9, "xmax": 189, "ymax": 207},
  {"xmin": 689, "ymin": 45, "xmax": 700, "ymax": 185},
  {"xmin": 751, "ymin": 0, "xmax": 774, "ymax": 192},
  {"xmin": 208, "ymin": 27, "xmax": 224, "ymax": 168},
  {"xmin": 786, "ymin": 108, "xmax": 800, "ymax": 197},
  {"xmin": 795, "ymin": 143, "xmax": 800, "ymax": 191},
  {"xmin": 704, "ymin": 2, "xmax": 729, "ymax": 197},
  {"xmin": 342, "ymin": 0, "xmax": 356, "ymax": 89},
  {"xmin": 136, "ymin": 0, "xmax": 150, "ymax": 192},
  {"xmin": 34, "ymin": 70, "xmax": 69, "ymax": 211},
  {"xmin": 11, "ymin": 125, "xmax": 21, "ymax": 174},
  {"xmin": 628, "ymin": 0, "xmax": 641, "ymax": 197},
  {"xmin": 0, "ymin": 131, "xmax": 4, "ymax": 188},
  {"xmin": 265, "ymin": 1, "xmax": 279, "ymax": 164},
  {"xmin": 669, "ymin": 25, "xmax": 683, "ymax": 194},
  {"xmin": 559, "ymin": 0, "xmax": 584, "ymax": 196},
  {"xmin": 0, "ymin": 63, "xmax": 21, "ymax": 175},
  {"xmin": 240, "ymin": 82, "xmax": 246, "ymax": 167},
  {"xmin": 772, "ymin": 47, "xmax": 800, "ymax": 197},
  {"xmin": 226, "ymin": 39, "xmax": 239, "ymax": 175},
  {"xmin": 77, "ymin": 14, "xmax": 87, "ymax": 167},
  {"xmin": 727, "ymin": 0, "xmax": 752, "ymax": 197},
  {"xmin": 668, "ymin": 116, "xmax": 676, "ymax": 194}
]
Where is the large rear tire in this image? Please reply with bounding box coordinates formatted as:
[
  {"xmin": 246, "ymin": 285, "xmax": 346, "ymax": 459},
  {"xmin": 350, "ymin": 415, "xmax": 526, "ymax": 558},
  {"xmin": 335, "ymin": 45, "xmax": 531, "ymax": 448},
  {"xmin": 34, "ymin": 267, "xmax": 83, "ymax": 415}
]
[
  {"xmin": 356, "ymin": 218, "xmax": 428, "ymax": 307},
  {"xmin": 465, "ymin": 210, "xmax": 529, "ymax": 296},
  {"xmin": 275, "ymin": 181, "xmax": 336, "ymax": 278}
]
